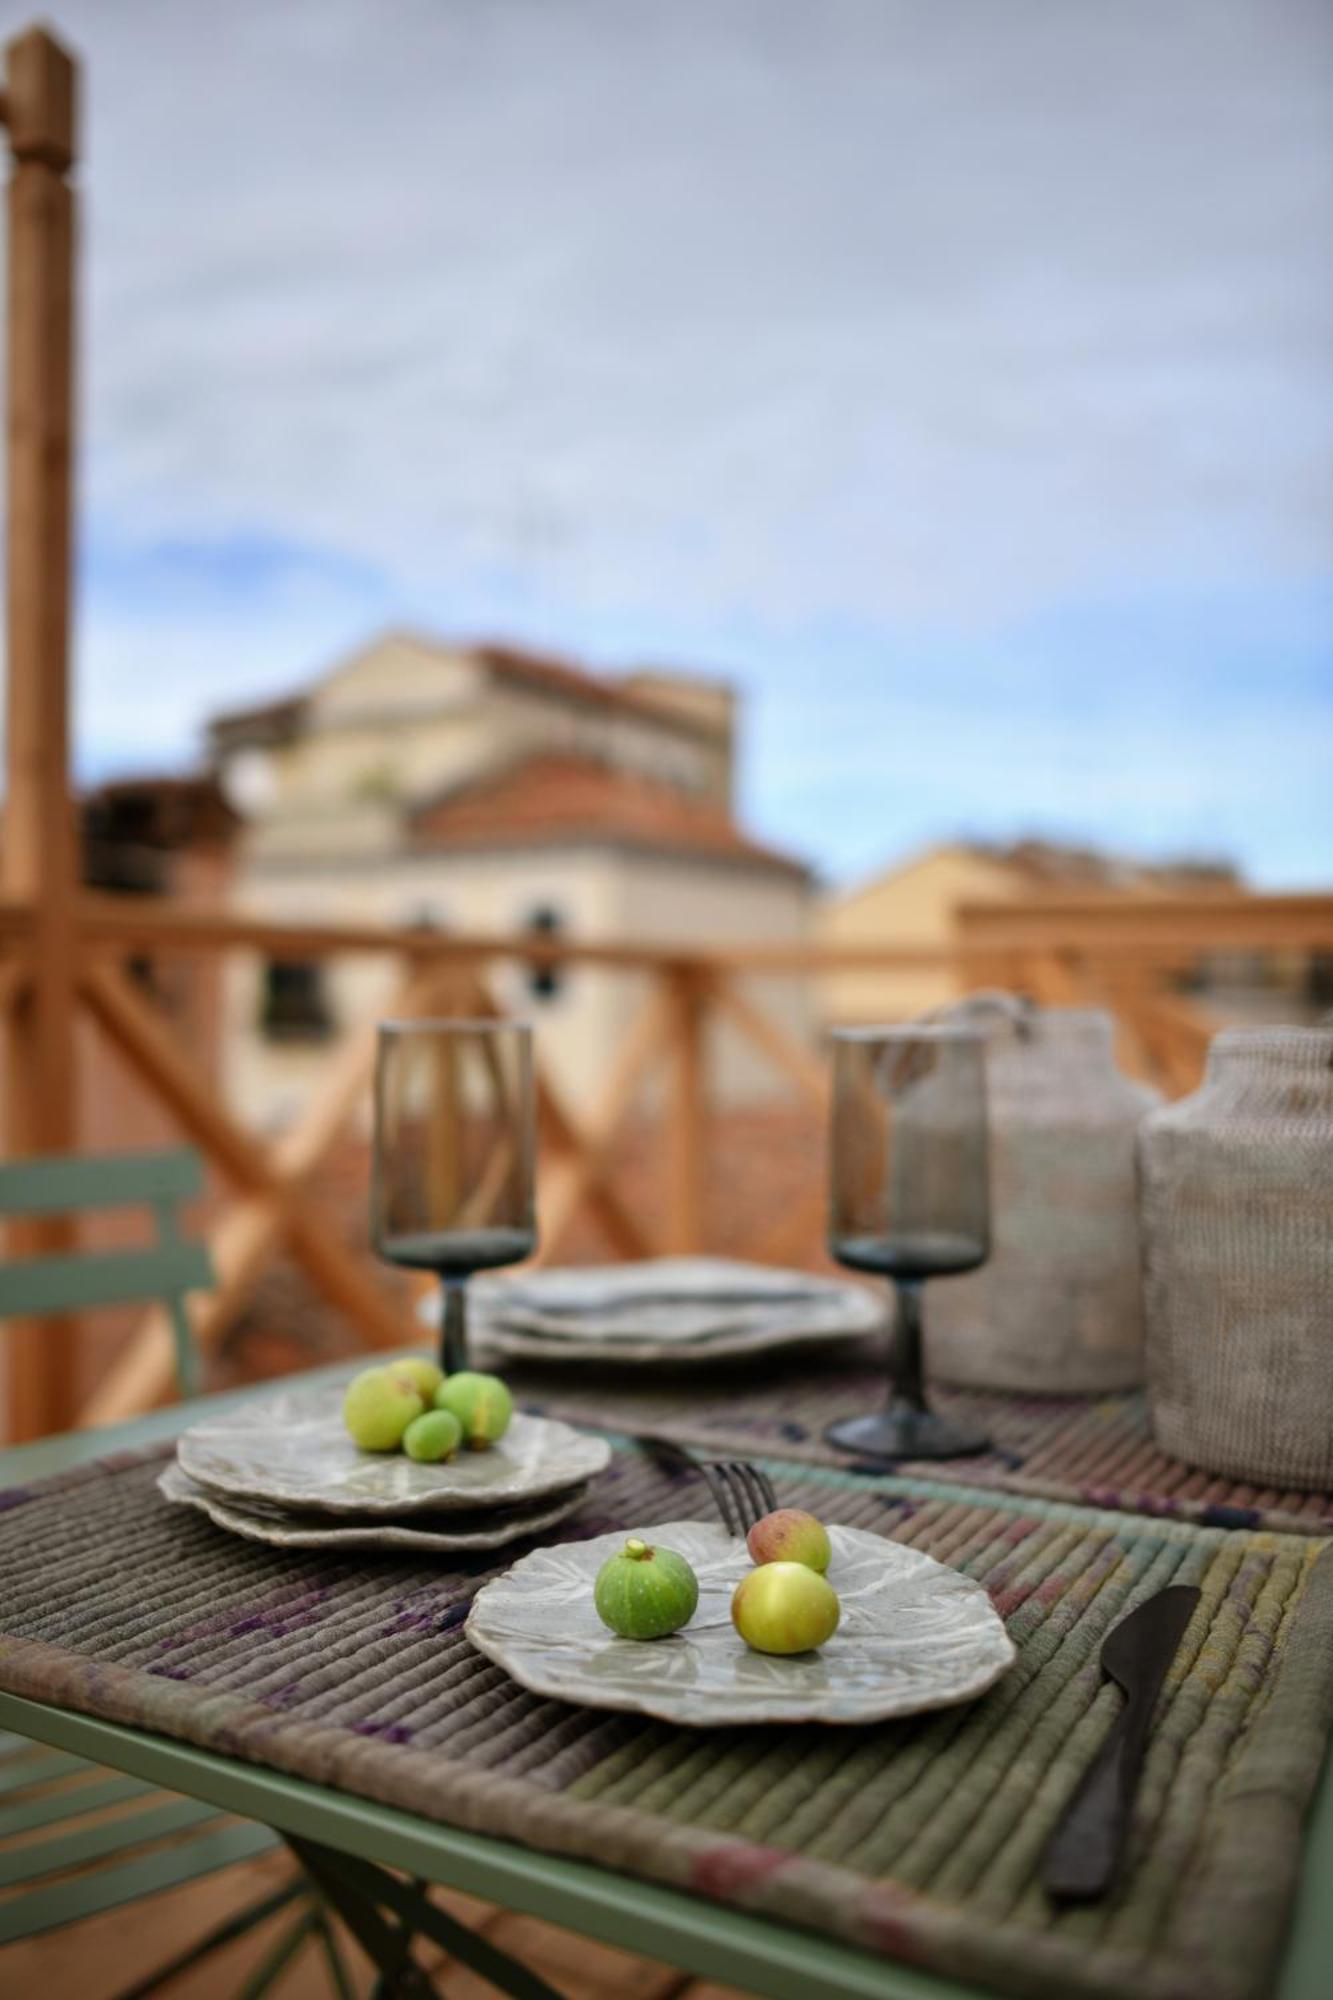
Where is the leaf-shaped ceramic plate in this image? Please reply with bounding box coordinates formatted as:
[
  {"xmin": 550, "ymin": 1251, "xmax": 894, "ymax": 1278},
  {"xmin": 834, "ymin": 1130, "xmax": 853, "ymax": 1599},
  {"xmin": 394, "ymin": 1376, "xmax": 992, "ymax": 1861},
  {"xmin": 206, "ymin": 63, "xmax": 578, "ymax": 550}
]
[
  {"xmin": 177, "ymin": 1383, "xmax": 610, "ymax": 1517},
  {"xmin": 466, "ymin": 1519, "xmax": 1015, "ymax": 1726},
  {"xmin": 158, "ymin": 1460, "xmax": 589, "ymax": 1552},
  {"xmin": 435, "ymin": 1258, "xmax": 887, "ymax": 1367}
]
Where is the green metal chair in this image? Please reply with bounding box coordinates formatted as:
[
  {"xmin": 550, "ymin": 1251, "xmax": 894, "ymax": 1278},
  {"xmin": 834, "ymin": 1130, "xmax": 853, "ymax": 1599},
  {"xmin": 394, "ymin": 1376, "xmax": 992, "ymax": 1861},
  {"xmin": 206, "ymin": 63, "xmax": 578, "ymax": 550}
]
[
  {"xmin": 0, "ymin": 1148, "xmax": 353, "ymax": 1994},
  {"xmin": 0, "ymin": 1146, "xmax": 212, "ymax": 1397}
]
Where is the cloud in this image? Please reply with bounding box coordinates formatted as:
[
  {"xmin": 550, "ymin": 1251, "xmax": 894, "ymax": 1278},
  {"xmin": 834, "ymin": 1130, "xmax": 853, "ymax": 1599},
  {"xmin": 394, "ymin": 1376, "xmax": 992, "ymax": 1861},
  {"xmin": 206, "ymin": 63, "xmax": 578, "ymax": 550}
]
[{"xmin": 0, "ymin": 0, "xmax": 1327, "ymax": 878}]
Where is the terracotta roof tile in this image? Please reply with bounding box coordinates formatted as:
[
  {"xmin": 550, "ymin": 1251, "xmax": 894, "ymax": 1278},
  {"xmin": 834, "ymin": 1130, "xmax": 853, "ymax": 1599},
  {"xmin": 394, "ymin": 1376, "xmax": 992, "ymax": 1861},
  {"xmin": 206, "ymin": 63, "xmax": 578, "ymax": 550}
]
[{"xmin": 408, "ymin": 754, "xmax": 809, "ymax": 877}]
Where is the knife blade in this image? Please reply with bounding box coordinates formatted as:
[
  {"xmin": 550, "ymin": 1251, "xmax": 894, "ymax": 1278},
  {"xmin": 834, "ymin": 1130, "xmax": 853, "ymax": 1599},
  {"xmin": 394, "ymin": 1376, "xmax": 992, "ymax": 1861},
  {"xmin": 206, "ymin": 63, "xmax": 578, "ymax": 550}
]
[{"xmin": 1043, "ymin": 1582, "xmax": 1200, "ymax": 1902}]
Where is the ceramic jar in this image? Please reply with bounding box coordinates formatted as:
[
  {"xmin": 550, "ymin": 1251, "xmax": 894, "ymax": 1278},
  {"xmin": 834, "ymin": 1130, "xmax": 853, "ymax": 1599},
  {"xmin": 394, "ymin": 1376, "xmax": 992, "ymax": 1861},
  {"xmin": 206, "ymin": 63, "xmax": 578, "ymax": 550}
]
[
  {"xmin": 925, "ymin": 995, "xmax": 1160, "ymax": 1392},
  {"xmin": 1140, "ymin": 1025, "xmax": 1333, "ymax": 1489}
]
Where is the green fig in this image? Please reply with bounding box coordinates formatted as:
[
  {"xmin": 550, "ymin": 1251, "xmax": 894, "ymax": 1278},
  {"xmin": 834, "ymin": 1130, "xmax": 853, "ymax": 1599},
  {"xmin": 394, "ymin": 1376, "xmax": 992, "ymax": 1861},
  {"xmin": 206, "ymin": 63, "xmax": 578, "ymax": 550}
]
[
  {"xmin": 594, "ymin": 1538, "xmax": 699, "ymax": 1639},
  {"xmin": 402, "ymin": 1409, "xmax": 463, "ymax": 1463},
  {"xmin": 390, "ymin": 1354, "xmax": 445, "ymax": 1402},
  {"xmin": 731, "ymin": 1561, "xmax": 840, "ymax": 1655},
  {"xmin": 435, "ymin": 1371, "xmax": 513, "ymax": 1449},
  {"xmin": 342, "ymin": 1367, "xmax": 424, "ymax": 1452}
]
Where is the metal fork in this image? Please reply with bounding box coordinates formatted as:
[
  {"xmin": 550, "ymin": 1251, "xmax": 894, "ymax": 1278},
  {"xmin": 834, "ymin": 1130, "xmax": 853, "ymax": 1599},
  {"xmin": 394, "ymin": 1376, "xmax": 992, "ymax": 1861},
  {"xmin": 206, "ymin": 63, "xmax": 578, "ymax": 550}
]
[{"xmin": 632, "ymin": 1434, "xmax": 778, "ymax": 1536}]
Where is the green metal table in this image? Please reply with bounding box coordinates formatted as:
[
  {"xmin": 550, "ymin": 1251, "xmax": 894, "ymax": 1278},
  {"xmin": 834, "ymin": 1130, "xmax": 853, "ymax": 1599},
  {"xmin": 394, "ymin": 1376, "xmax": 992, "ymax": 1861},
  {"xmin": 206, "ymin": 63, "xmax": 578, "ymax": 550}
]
[{"xmin": 1, "ymin": 1373, "xmax": 1330, "ymax": 2000}]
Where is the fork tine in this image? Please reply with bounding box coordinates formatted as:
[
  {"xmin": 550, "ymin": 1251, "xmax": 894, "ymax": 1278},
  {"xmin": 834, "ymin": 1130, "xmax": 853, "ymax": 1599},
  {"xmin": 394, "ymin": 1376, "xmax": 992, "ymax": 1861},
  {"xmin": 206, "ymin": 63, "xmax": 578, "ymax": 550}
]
[
  {"xmin": 701, "ymin": 1462, "xmax": 742, "ymax": 1536},
  {"xmin": 728, "ymin": 1462, "xmax": 770, "ymax": 1532},
  {"xmin": 753, "ymin": 1465, "xmax": 779, "ymax": 1514}
]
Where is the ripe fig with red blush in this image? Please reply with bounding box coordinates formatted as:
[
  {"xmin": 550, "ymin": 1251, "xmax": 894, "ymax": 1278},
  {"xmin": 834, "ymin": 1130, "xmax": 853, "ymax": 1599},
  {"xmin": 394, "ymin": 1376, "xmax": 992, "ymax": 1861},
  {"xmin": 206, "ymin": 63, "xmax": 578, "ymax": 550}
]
[{"xmin": 745, "ymin": 1507, "xmax": 832, "ymax": 1574}]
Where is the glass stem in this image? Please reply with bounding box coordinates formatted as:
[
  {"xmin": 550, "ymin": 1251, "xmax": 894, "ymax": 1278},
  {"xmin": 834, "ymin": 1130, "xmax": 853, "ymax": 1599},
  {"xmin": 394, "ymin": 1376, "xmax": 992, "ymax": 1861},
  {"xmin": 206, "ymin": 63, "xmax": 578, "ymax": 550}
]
[
  {"xmin": 887, "ymin": 1279, "xmax": 927, "ymax": 1414},
  {"xmin": 441, "ymin": 1276, "xmax": 468, "ymax": 1375}
]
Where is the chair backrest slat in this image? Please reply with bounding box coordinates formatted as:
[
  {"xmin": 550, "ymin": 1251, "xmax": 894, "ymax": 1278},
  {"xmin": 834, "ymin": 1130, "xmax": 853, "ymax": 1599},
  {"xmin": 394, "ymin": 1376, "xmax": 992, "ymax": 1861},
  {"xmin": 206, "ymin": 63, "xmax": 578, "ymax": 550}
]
[
  {"xmin": 0, "ymin": 1242, "xmax": 213, "ymax": 1320},
  {"xmin": 0, "ymin": 1148, "xmax": 213, "ymax": 1399},
  {"xmin": 0, "ymin": 1149, "xmax": 203, "ymax": 1218}
]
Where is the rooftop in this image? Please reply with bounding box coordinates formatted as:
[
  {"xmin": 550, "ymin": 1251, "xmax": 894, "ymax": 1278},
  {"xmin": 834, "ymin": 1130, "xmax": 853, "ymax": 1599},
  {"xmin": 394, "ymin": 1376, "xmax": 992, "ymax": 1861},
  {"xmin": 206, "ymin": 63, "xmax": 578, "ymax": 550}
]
[
  {"xmin": 407, "ymin": 752, "xmax": 810, "ymax": 878},
  {"xmin": 207, "ymin": 634, "xmax": 729, "ymax": 754}
]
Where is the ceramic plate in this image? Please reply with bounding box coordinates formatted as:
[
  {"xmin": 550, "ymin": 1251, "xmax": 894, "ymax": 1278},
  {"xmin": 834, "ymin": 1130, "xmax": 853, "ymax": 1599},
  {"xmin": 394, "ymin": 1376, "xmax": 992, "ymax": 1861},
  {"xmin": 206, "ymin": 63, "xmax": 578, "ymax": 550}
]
[
  {"xmin": 177, "ymin": 1385, "xmax": 610, "ymax": 1517},
  {"xmin": 158, "ymin": 1460, "xmax": 589, "ymax": 1552},
  {"xmin": 452, "ymin": 1258, "xmax": 885, "ymax": 1367},
  {"xmin": 466, "ymin": 1518, "xmax": 1015, "ymax": 1726}
]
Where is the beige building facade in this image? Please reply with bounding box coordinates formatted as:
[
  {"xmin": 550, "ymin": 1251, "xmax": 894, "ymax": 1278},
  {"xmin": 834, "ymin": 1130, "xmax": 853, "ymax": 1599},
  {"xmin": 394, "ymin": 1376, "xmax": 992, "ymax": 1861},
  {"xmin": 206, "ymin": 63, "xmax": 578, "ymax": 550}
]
[{"xmin": 209, "ymin": 632, "xmax": 812, "ymax": 1129}]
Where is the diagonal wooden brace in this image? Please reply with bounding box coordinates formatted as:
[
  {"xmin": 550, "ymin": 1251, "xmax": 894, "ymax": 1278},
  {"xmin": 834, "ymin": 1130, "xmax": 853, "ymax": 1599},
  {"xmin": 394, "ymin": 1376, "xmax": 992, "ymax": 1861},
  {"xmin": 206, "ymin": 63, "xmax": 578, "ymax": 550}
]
[{"xmin": 76, "ymin": 959, "xmax": 436, "ymax": 1424}]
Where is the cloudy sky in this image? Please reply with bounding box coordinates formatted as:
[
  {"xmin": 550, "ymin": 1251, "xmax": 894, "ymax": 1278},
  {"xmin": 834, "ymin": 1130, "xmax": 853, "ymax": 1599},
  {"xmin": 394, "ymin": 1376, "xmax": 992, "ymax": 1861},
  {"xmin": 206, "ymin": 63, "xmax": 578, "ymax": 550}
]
[{"xmin": 4, "ymin": 0, "xmax": 1331, "ymax": 883}]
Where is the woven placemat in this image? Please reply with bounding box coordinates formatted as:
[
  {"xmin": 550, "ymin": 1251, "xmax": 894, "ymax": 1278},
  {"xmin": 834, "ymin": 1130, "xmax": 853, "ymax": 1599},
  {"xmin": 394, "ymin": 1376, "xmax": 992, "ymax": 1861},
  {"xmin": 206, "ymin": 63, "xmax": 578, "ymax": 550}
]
[
  {"xmin": 0, "ymin": 1440, "xmax": 1329, "ymax": 2000},
  {"xmin": 506, "ymin": 1343, "xmax": 1333, "ymax": 1536}
]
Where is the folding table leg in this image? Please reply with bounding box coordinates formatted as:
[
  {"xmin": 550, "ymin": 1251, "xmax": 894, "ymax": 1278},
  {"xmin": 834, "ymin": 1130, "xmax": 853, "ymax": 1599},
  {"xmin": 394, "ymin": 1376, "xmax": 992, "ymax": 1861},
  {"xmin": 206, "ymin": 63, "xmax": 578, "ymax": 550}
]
[
  {"xmin": 286, "ymin": 1834, "xmax": 566, "ymax": 2000},
  {"xmin": 287, "ymin": 1838, "xmax": 437, "ymax": 1999}
]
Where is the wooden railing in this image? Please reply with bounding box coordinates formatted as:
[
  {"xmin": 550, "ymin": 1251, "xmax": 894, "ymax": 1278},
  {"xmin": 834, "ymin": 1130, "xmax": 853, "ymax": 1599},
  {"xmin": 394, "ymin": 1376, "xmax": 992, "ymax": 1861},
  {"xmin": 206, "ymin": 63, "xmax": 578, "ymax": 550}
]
[
  {"xmin": 0, "ymin": 31, "xmax": 1329, "ymax": 1442},
  {"xmin": 1, "ymin": 887, "xmax": 1330, "ymax": 1443}
]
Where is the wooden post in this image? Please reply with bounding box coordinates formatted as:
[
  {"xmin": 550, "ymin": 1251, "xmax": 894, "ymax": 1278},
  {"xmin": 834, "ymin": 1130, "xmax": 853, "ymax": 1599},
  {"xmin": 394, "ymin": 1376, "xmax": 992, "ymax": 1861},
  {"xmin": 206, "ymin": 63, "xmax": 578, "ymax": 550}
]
[
  {"xmin": 664, "ymin": 965, "xmax": 707, "ymax": 1253},
  {"xmin": 2, "ymin": 28, "xmax": 79, "ymax": 1441}
]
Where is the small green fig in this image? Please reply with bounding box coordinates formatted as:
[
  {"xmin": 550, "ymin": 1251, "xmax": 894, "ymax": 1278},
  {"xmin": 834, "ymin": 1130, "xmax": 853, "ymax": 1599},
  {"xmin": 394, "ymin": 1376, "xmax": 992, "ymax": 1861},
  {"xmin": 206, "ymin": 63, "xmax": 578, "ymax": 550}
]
[
  {"xmin": 594, "ymin": 1538, "xmax": 700, "ymax": 1639},
  {"xmin": 435, "ymin": 1370, "xmax": 513, "ymax": 1449},
  {"xmin": 342, "ymin": 1367, "xmax": 424, "ymax": 1452},
  {"xmin": 402, "ymin": 1408, "xmax": 463, "ymax": 1463},
  {"xmin": 390, "ymin": 1355, "xmax": 445, "ymax": 1402},
  {"xmin": 731, "ymin": 1561, "xmax": 840, "ymax": 1655},
  {"xmin": 745, "ymin": 1507, "xmax": 832, "ymax": 1574}
]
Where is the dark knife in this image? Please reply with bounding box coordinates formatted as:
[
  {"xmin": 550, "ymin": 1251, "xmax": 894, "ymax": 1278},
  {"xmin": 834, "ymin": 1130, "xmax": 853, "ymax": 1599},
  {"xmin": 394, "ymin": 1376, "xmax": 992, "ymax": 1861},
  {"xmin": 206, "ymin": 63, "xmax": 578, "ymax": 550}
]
[{"xmin": 1043, "ymin": 1582, "xmax": 1200, "ymax": 1902}]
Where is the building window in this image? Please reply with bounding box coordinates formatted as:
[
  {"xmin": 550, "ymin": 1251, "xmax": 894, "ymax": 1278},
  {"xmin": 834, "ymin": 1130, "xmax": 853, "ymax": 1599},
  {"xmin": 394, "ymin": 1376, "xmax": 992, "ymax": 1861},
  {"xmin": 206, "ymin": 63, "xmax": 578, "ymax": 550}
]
[
  {"xmin": 525, "ymin": 905, "xmax": 564, "ymax": 1002},
  {"xmin": 259, "ymin": 959, "xmax": 335, "ymax": 1042}
]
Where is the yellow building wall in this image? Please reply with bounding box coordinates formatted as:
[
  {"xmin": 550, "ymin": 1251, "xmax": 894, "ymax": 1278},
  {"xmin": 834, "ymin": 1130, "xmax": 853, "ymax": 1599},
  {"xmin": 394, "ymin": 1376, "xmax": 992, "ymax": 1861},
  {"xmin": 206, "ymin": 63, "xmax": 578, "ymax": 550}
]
[{"xmin": 817, "ymin": 846, "xmax": 1024, "ymax": 1024}]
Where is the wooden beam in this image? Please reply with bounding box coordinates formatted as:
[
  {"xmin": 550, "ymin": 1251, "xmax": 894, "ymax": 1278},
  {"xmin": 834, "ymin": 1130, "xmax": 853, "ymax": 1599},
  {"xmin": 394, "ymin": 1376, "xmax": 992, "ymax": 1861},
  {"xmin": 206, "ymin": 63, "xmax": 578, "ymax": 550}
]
[
  {"xmin": 76, "ymin": 960, "xmax": 431, "ymax": 1424},
  {"xmin": 457, "ymin": 971, "xmax": 653, "ymax": 1261},
  {"xmin": 1017, "ymin": 949, "xmax": 1094, "ymax": 1007},
  {"xmin": 956, "ymin": 892, "xmax": 1333, "ymax": 955},
  {"xmin": 0, "ymin": 955, "xmax": 31, "ymax": 1020},
  {"xmin": 707, "ymin": 974, "xmax": 826, "ymax": 1114},
  {"xmin": 743, "ymin": 1183, "xmax": 827, "ymax": 1271},
  {"xmin": 664, "ymin": 966, "xmax": 707, "ymax": 1254},
  {"xmin": 535, "ymin": 982, "xmax": 676, "ymax": 1260},
  {"xmin": 80, "ymin": 959, "xmax": 275, "ymax": 1189},
  {"xmin": 2, "ymin": 27, "xmax": 79, "ymax": 1441}
]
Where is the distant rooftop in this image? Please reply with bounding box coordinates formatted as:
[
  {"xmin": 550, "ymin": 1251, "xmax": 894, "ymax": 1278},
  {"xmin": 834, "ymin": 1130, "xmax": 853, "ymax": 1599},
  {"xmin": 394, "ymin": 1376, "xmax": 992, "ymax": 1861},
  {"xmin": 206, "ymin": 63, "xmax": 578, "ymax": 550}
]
[
  {"xmin": 970, "ymin": 837, "xmax": 1242, "ymax": 893},
  {"xmin": 207, "ymin": 633, "xmax": 730, "ymax": 754},
  {"xmin": 408, "ymin": 752, "xmax": 809, "ymax": 878}
]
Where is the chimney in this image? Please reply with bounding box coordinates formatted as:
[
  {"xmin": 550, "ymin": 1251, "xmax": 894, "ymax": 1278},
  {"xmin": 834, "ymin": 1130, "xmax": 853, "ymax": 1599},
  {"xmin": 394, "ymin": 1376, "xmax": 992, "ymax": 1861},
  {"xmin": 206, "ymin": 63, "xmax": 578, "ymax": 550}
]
[{"xmin": 621, "ymin": 671, "xmax": 737, "ymax": 807}]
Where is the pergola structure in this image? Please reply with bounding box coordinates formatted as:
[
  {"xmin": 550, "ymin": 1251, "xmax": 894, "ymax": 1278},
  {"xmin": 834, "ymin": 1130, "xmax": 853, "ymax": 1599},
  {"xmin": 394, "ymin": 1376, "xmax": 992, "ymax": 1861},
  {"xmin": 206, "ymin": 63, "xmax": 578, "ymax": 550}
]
[{"xmin": 2, "ymin": 24, "xmax": 1331, "ymax": 1451}]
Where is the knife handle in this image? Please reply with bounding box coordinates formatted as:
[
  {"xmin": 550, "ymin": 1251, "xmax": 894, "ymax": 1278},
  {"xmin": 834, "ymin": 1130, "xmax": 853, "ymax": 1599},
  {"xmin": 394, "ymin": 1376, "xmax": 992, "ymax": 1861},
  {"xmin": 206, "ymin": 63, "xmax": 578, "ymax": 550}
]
[{"xmin": 1043, "ymin": 1693, "xmax": 1152, "ymax": 1901}]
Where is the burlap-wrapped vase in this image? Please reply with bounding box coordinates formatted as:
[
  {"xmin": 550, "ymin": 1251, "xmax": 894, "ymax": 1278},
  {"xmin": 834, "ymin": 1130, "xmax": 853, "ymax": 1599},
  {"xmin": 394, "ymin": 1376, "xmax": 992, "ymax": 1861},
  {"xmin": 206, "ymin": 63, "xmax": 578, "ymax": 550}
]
[
  {"xmin": 1140, "ymin": 1024, "xmax": 1333, "ymax": 1489},
  {"xmin": 924, "ymin": 995, "xmax": 1160, "ymax": 1392}
]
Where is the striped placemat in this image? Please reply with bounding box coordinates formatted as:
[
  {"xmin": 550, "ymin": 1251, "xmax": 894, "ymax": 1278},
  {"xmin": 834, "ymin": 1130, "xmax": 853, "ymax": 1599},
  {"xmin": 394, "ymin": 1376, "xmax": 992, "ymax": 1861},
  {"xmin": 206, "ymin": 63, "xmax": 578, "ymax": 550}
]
[
  {"xmin": 0, "ymin": 1439, "xmax": 1328, "ymax": 2000},
  {"xmin": 506, "ymin": 1344, "xmax": 1333, "ymax": 1536}
]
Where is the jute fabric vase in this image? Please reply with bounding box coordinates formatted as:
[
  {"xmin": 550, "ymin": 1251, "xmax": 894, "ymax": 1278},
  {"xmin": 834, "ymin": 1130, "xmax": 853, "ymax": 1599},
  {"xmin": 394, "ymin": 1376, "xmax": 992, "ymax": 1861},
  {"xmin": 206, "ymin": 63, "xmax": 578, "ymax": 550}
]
[
  {"xmin": 925, "ymin": 995, "xmax": 1160, "ymax": 1393},
  {"xmin": 1140, "ymin": 1024, "xmax": 1333, "ymax": 1489}
]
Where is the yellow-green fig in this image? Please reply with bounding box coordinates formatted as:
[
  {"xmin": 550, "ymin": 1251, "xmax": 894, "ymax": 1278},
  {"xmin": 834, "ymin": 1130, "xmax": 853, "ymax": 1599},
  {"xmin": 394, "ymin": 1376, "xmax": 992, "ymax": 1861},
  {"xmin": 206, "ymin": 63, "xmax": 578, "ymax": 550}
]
[
  {"xmin": 594, "ymin": 1538, "xmax": 699, "ymax": 1639},
  {"xmin": 435, "ymin": 1371, "xmax": 513, "ymax": 1449},
  {"xmin": 402, "ymin": 1409, "xmax": 463, "ymax": 1463},
  {"xmin": 390, "ymin": 1355, "xmax": 445, "ymax": 1402},
  {"xmin": 731, "ymin": 1561, "xmax": 840, "ymax": 1655},
  {"xmin": 342, "ymin": 1367, "xmax": 424, "ymax": 1452},
  {"xmin": 745, "ymin": 1508, "xmax": 832, "ymax": 1574}
]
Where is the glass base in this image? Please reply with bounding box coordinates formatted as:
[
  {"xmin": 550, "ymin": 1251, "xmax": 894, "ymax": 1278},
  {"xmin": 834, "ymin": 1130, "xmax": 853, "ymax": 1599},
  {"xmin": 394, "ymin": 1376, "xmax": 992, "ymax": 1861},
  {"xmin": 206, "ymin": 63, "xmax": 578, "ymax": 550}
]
[{"xmin": 826, "ymin": 1406, "xmax": 991, "ymax": 1463}]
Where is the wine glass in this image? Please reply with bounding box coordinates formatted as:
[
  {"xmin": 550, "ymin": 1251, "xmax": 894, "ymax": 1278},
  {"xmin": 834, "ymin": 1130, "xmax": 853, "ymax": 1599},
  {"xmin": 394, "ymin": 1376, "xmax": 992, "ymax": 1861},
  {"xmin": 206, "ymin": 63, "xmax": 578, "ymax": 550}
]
[
  {"xmin": 371, "ymin": 1020, "xmax": 537, "ymax": 1372},
  {"xmin": 825, "ymin": 1025, "xmax": 991, "ymax": 1460}
]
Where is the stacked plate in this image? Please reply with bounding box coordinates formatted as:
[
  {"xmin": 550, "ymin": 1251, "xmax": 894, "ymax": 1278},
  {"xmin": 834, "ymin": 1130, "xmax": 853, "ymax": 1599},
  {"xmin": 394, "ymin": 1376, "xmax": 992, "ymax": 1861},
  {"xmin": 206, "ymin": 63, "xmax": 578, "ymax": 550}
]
[
  {"xmin": 465, "ymin": 1257, "xmax": 885, "ymax": 1366},
  {"xmin": 160, "ymin": 1380, "xmax": 610, "ymax": 1554}
]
